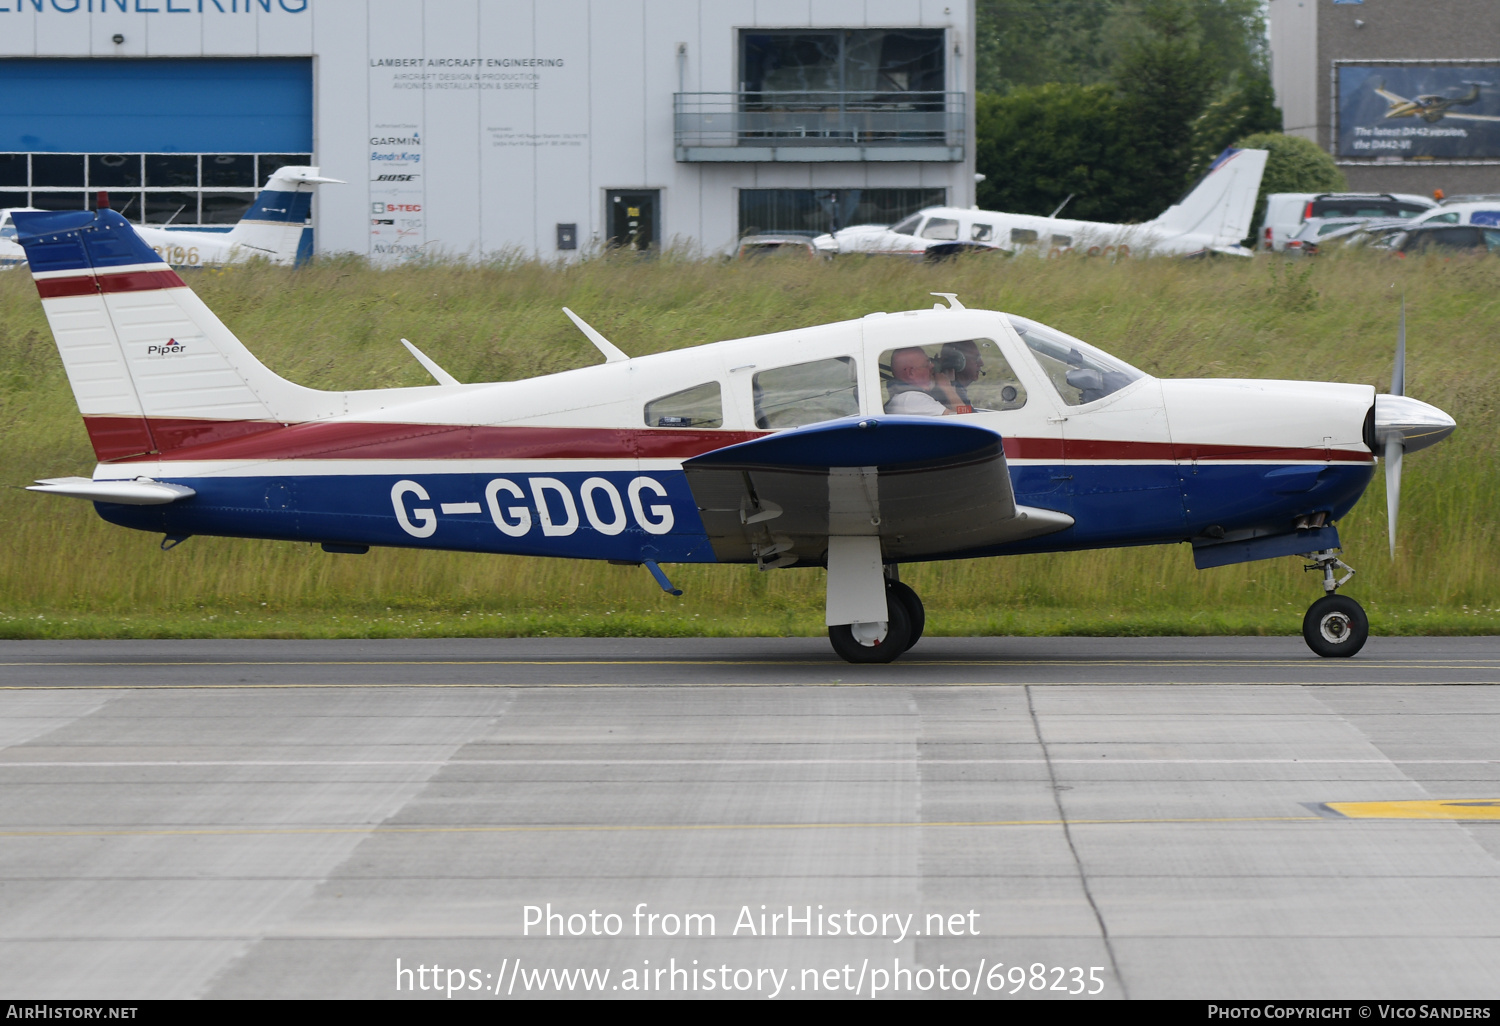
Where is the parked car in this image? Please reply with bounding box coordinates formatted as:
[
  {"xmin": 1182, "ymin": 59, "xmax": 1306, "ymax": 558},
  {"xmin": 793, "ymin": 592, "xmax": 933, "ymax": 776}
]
[
  {"xmin": 1410, "ymin": 200, "xmax": 1500, "ymax": 229},
  {"xmin": 733, "ymin": 233, "xmax": 822, "ymax": 259},
  {"xmin": 1386, "ymin": 223, "xmax": 1500, "ymax": 256},
  {"xmin": 1259, "ymin": 192, "xmax": 1435, "ymax": 252}
]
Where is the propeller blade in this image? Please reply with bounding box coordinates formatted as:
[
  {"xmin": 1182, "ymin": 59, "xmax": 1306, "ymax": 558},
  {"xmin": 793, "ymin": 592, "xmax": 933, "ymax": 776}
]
[
  {"xmin": 1393, "ymin": 296, "xmax": 1406, "ymax": 397},
  {"xmin": 1384, "ymin": 436, "xmax": 1404, "ymax": 559}
]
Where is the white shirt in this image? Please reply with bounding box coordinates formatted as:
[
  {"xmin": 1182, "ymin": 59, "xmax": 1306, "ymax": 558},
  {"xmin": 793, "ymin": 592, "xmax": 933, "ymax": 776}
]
[{"xmin": 885, "ymin": 389, "xmax": 946, "ymax": 416}]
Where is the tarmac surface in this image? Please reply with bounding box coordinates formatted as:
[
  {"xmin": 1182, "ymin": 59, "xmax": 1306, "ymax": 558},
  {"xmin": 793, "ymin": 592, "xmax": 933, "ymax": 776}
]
[{"xmin": 1, "ymin": 636, "xmax": 1498, "ymax": 1000}]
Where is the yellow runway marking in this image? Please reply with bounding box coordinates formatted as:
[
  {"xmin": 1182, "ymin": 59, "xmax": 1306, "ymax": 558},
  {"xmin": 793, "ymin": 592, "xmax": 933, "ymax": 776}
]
[
  {"xmin": 1322, "ymin": 800, "xmax": 1500, "ymax": 821},
  {"xmin": 0, "ymin": 814, "xmax": 1321, "ymax": 840}
]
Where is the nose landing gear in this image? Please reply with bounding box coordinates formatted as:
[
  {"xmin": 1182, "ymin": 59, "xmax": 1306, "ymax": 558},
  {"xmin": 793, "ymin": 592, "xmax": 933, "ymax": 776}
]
[{"xmin": 1301, "ymin": 549, "xmax": 1369, "ymax": 657}]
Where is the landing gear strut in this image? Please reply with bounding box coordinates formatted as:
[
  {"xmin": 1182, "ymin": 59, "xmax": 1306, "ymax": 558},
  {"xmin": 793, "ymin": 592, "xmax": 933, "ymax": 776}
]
[
  {"xmin": 827, "ymin": 576, "xmax": 926, "ymax": 664},
  {"xmin": 1301, "ymin": 549, "xmax": 1368, "ymax": 658}
]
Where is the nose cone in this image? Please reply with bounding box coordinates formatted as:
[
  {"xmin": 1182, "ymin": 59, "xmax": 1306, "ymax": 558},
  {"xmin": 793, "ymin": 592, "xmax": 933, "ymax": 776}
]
[{"xmin": 1375, "ymin": 393, "xmax": 1456, "ymax": 453}]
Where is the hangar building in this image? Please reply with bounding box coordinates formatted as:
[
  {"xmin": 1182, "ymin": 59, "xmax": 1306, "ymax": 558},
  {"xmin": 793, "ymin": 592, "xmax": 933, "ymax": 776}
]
[
  {"xmin": 0, "ymin": 0, "xmax": 976, "ymax": 261},
  {"xmin": 1269, "ymin": 0, "xmax": 1500, "ymax": 196}
]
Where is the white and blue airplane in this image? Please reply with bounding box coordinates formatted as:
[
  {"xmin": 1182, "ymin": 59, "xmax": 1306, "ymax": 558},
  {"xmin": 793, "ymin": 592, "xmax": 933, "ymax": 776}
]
[
  {"xmin": 1, "ymin": 166, "xmax": 340, "ymax": 271},
  {"xmin": 817, "ymin": 148, "xmax": 1269, "ymax": 259},
  {"xmin": 14, "ymin": 207, "xmax": 1455, "ymax": 662}
]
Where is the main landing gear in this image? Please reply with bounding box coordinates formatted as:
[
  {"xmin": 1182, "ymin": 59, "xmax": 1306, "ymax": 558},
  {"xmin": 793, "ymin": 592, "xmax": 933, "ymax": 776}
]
[
  {"xmin": 828, "ymin": 577, "xmax": 926, "ymax": 664},
  {"xmin": 1301, "ymin": 549, "xmax": 1369, "ymax": 658}
]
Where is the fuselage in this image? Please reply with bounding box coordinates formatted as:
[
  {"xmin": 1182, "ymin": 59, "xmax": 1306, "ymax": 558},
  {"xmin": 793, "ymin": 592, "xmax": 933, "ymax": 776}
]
[
  {"xmin": 815, "ymin": 206, "xmax": 1243, "ymax": 260},
  {"xmin": 86, "ymin": 306, "xmax": 1377, "ymax": 566}
]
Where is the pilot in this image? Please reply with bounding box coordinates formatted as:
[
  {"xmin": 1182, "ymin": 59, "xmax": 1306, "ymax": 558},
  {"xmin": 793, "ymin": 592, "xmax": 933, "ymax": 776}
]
[{"xmin": 885, "ymin": 347, "xmax": 969, "ymax": 415}]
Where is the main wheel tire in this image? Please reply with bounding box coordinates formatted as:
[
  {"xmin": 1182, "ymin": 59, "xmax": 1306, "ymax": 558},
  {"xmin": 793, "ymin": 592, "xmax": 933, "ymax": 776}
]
[
  {"xmin": 828, "ymin": 593, "xmax": 912, "ymax": 664},
  {"xmin": 886, "ymin": 580, "xmax": 925, "ymax": 651},
  {"xmin": 1302, "ymin": 594, "xmax": 1369, "ymax": 658}
]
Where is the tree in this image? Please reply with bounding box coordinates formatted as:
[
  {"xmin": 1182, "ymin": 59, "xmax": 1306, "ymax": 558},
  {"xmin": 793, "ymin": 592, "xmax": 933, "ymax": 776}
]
[{"xmin": 1233, "ymin": 131, "xmax": 1349, "ymax": 239}]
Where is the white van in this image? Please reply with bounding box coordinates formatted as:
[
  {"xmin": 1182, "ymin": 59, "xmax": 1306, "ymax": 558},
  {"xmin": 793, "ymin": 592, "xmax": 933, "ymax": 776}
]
[
  {"xmin": 1260, "ymin": 193, "xmax": 1435, "ymax": 252},
  {"xmin": 1412, "ymin": 201, "xmax": 1500, "ymax": 228}
]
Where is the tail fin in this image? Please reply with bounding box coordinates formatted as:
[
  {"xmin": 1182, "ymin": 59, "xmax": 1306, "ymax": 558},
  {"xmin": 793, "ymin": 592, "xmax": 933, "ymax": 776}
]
[
  {"xmin": 224, "ymin": 165, "xmax": 343, "ymax": 266},
  {"xmin": 1148, "ymin": 148, "xmax": 1269, "ymax": 246},
  {"xmin": 14, "ymin": 208, "xmax": 337, "ymax": 461}
]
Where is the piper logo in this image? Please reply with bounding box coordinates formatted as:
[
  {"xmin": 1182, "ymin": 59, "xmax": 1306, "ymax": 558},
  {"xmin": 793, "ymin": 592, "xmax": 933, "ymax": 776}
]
[{"xmin": 147, "ymin": 338, "xmax": 188, "ymax": 357}]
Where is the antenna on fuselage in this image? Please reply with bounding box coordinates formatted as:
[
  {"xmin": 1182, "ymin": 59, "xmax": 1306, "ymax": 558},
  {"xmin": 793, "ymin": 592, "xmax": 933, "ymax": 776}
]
[
  {"xmin": 1048, "ymin": 194, "xmax": 1075, "ymax": 219},
  {"xmin": 562, "ymin": 307, "xmax": 630, "ymax": 364},
  {"xmin": 400, "ymin": 338, "xmax": 461, "ymax": 386}
]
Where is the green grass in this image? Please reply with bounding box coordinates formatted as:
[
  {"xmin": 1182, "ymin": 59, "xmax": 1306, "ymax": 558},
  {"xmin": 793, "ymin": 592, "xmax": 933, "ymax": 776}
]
[{"xmin": 1, "ymin": 247, "xmax": 1496, "ymax": 639}]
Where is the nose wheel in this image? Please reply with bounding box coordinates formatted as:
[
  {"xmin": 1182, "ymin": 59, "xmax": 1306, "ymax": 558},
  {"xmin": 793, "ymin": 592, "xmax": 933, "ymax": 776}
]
[{"xmin": 1300, "ymin": 549, "xmax": 1368, "ymax": 657}]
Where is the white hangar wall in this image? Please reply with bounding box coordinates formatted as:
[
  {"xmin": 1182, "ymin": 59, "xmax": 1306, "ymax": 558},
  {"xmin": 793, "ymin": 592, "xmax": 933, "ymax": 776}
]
[{"xmin": 0, "ymin": 0, "xmax": 976, "ymax": 261}]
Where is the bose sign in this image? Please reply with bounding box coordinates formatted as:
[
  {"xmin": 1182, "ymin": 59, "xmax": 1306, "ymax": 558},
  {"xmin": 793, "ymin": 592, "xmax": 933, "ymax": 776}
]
[{"xmin": 391, "ymin": 476, "xmax": 675, "ymax": 540}]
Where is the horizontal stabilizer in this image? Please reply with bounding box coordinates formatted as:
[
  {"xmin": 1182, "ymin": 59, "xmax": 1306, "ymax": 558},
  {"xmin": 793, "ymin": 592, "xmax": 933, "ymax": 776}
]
[
  {"xmin": 684, "ymin": 416, "xmax": 1072, "ymax": 564},
  {"xmin": 28, "ymin": 477, "xmax": 196, "ymax": 505}
]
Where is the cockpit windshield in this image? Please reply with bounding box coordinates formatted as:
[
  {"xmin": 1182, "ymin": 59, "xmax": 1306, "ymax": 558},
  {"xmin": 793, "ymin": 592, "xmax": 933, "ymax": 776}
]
[{"xmin": 1008, "ymin": 315, "xmax": 1145, "ymax": 406}]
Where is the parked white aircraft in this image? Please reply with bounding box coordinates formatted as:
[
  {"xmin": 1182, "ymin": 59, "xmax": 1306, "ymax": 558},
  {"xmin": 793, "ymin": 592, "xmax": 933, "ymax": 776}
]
[
  {"xmin": 0, "ymin": 166, "xmax": 341, "ymax": 271},
  {"xmin": 816, "ymin": 147, "xmax": 1269, "ymax": 260}
]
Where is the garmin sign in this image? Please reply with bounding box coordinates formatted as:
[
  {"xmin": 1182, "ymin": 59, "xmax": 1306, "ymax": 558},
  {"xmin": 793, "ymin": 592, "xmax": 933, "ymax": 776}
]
[{"xmin": 0, "ymin": 0, "xmax": 308, "ymax": 12}]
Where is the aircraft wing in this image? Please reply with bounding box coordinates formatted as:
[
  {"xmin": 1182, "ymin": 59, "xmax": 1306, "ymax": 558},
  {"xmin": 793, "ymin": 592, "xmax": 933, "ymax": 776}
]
[
  {"xmin": 1375, "ymin": 86, "xmax": 1410, "ymax": 104},
  {"xmin": 1440, "ymin": 112, "xmax": 1500, "ymax": 122},
  {"xmin": 682, "ymin": 416, "xmax": 1073, "ymax": 565}
]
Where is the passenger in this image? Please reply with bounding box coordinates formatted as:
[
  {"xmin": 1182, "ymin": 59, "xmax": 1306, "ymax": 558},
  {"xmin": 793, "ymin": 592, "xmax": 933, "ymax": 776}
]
[
  {"xmin": 885, "ymin": 346, "xmax": 968, "ymax": 415},
  {"xmin": 938, "ymin": 340, "xmax": 984, "ymax": 407}
]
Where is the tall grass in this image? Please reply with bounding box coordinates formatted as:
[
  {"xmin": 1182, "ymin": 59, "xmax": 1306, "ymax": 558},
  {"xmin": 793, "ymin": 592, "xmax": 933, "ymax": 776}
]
[{"xmin": 1, "ymin": 247, "xmax": 1495, "ymax": 638}]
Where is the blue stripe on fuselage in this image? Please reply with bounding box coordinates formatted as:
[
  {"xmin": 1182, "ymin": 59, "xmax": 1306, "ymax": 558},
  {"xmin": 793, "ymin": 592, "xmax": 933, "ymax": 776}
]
[{"xmin": 92, "ymin": 460, "xmax": 1376, "ymax": 564}]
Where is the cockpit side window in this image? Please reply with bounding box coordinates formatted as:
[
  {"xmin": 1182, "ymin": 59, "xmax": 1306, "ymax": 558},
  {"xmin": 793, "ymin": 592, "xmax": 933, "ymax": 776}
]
[
  {"xmin": 971, "ymin": 223, "xmax": 994, "ymax": 242},
  {"xmin": 920, "ymin": 217, "xmax": 959, "ymax": 241},
  {"xmin": 753, "ymin": 357, "xmax": 859, "ymax": 429},
  {"xmin": 1009, "ymin": 315, "xmax": 1145, "ymax": 406},
  {"xmin": 879, "ymin": 339, "xmax": 1026, "ymax": 415},
  {"xmin": 891, "ymin": 214, "xmax": 923, "ymax": 236},
  {"xmin": 645, "ymin": 381, "xmax": 723, "ymax": 428}
]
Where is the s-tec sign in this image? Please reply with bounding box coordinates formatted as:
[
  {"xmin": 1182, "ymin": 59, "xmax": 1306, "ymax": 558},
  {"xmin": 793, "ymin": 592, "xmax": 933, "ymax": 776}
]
[
  {"xmin": 391, "ymin": 476, "xmax": 676, "ymax": 540},
  {"xmin": 371, "ymin": 203, "xmax": 422, "ymax": 214}
]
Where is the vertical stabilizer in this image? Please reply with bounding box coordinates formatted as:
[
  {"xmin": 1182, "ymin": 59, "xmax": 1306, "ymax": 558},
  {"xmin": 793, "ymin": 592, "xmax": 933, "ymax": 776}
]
[
  {"xmin": 223, "ymin": 166, "xmax": 343, "ymax": 265},
  {"xmin": 1148, "ymin": 148, "xmax": 1269, "ymax": 246},
  {"xmin": 14, "ymin": 208, "xmax": 337, "ymax": 461}
]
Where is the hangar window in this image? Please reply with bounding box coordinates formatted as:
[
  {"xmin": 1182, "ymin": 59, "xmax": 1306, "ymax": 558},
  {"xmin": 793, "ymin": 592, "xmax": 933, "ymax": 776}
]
[
  {"xmin": 753, "ymin": 357, "xmax": 860, "ymax": 429},
  {"xmin": 646, "ymin": 382, "xmax": 723, "ymax": 429},
  {"xmin": 738, "ymin": 189, "xmax": 945, "ymax": 237},
  {"xmin": 0, "ymin": 153, "xmax": 313, "ymax": 226}
]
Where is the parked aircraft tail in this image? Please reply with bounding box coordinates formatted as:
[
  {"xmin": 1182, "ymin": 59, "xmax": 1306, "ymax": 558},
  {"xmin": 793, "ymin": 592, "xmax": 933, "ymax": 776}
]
[
  {"xmin": 1147, "ymin": 148, "xmax": 1269, "ymax": 248},
  {"xmin": 221, "ymin": 165, "xmax": 343, "ymax": 265},
  {"xmin": 12, "ymin": 208, "xmax": 341, "ymax": 461}
]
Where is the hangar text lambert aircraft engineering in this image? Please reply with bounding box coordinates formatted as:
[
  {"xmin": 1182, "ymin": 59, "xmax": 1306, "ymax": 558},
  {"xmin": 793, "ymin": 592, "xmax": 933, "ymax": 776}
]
[{"xmin": 15, "ymin": 208, "xmax": 1455, "ymax": 661}]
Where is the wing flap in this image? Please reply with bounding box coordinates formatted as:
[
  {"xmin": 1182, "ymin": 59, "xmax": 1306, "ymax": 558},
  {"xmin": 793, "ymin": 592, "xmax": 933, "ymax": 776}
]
[{"xmin": 682, "ymin": 416, "xmax": 1072, "ymax": 564}]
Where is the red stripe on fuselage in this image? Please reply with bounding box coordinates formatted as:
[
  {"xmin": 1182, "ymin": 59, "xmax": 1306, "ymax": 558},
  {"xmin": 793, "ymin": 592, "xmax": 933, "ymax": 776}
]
[
  {"xmin": 36, "ymin": 269, "xmax": 186, "ymax": 299},
  {"xmin": 84, "ymin": 415, "xmax": 1375, "ymax": 466}
]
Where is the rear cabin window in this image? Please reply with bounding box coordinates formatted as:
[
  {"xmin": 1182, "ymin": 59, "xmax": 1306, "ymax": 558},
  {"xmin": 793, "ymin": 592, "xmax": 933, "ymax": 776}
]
[
  {"xmin": 753, "ymin": 357, "xmax": 859, "ymax": 428},
  {"xmin": 1009, "ymin": 316, "xmax": 1144, "ymax": 406},
  {"xmin": 971, "ymin": 222, "xmax": 994, "ymax": 242},
  {"xmin": 920, "ymin": 217, "xmax": 959, "ymax": 241},
  {"xmin": 1050, "ymin": 234, "xmax": 1072, "ymax": 248},
  {"xmin": 1011, "ymin": 227, "xmax": 1037, "ymax": 245},
  {"xmin": 880, "ymin": 339, "xmax": 1027, "ymax": 416},
  {"xmin": 645, "ymin": 381, "xmax": 723, "ymax": 428}
]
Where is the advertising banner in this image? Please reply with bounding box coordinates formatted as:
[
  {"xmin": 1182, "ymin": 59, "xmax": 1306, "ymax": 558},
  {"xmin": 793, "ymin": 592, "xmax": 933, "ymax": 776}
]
[{"xmin": 1337, "ymin": 63, "xmax": 1500, "ymax": 160}]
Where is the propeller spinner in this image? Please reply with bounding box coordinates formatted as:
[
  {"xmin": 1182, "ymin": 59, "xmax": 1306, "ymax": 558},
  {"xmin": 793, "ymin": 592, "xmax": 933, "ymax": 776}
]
[{"xmin": 1373, "ymin": 299, "xmax": 1457, "ymax": 557}]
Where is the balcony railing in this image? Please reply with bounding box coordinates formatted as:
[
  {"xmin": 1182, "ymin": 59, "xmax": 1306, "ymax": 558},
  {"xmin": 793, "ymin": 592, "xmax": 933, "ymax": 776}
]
[{"xmin": 674, "ymin": 91, "xmax": 966, "ymax": 162}]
